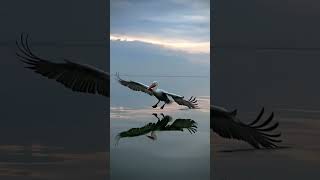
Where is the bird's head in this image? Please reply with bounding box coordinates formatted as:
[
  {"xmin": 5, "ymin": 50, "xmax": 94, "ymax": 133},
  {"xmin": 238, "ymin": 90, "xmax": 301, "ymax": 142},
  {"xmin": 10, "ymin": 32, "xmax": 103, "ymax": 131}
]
[{"xmin": 148, "ymin": 81, "xmax": 158, "ymax": 90}]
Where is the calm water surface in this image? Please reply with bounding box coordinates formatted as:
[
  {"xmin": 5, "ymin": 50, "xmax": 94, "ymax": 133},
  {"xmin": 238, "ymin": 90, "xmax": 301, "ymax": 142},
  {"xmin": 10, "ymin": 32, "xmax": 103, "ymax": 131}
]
[
  {"xmin": 111, "ymin": 110, "xmax": 210, "ymax": 180},
  {"xmin": 110, "ymin": 77, "xmax": 210, "ymax": 180}
]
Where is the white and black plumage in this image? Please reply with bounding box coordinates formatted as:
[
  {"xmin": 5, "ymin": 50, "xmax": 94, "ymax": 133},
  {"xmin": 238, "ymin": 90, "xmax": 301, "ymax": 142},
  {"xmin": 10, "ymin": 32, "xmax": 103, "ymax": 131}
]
[
  {"xmin": 116, "ymin": 74, "xmax": 198, "ymax": 109},
  {"xmin": 211, "ymin": 105, "xmax": 282, "ymax": 149},
  {"xmin": 16, "ymin": 33, "xmax": 109, "ymax": 97}
]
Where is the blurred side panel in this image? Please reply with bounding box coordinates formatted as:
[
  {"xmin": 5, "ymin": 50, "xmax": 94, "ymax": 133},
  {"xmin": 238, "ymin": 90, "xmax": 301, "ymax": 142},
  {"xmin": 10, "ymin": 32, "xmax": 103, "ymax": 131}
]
[{"xmin": 0, "ymin": 0, "xmax": 109, "ymax": 179}]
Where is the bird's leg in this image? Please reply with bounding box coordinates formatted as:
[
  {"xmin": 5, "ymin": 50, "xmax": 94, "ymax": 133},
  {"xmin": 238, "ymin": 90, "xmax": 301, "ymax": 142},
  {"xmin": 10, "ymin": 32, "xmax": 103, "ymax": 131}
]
[
  {"xmin": 160, "ymin": 103, "xmax": 166, "ymax": 109},
  {"xmin": 152, "ymin": 113, "xmax": 160, "ymax": 121},
  {"xmin": 152, "ymin": 100, "xmax": 160, "ymax": 108},
  {"xmin": 160, "ymin": 113, "xmax": 165, "ymax": 118}
]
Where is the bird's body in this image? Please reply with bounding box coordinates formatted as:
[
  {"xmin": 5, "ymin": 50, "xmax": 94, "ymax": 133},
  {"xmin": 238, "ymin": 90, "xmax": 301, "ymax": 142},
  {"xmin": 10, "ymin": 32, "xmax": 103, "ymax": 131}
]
[{"xmin": 152, "ymin": 89, "xmax": 171, "ymax": 103}]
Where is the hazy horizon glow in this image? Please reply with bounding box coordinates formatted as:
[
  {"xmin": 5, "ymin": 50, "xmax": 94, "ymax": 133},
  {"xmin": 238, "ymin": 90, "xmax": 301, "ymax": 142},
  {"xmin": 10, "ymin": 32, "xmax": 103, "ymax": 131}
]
[{"xmin": 110, "ymin": 34, "xmax": 209, "ymax": 54}]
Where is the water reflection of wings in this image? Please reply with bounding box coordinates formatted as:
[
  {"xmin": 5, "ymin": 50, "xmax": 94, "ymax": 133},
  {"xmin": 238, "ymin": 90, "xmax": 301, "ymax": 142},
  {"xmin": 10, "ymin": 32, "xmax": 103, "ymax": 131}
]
[
  {"xmin": 115, "ymin": 113, "xmax": 198, "ymax": 145},
  {"xmin": 163, "ymin": 118, "xmax": 198, "ymax": 133}
]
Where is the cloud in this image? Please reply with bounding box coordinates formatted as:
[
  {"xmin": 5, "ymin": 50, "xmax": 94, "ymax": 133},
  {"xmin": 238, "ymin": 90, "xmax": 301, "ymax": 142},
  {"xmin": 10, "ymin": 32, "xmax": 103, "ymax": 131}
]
[
  {"xmin": 110, "ymin": 34, "xmax": 209, "ymax": 54},
  {"xmin": 143, "ymin": 14, "xmax": 209, "ymax": 24}
]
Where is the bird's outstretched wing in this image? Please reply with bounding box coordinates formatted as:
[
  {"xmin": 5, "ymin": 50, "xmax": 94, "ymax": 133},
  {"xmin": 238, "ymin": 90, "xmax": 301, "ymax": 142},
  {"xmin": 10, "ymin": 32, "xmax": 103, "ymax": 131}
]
[
  {"xmin": 211, "ymin": 105, "xmax": 282, "ymax": 149},
  {"xmin": 16, "ymin": 33, "xmax": 109, "ymax": 97},
  {"xmin": 166, "ymin": 92, "xmax": 198, "ymax": 108},
  {"xmin": 116, "ymin": 73, "xmax": 153, "ymax": 96}
]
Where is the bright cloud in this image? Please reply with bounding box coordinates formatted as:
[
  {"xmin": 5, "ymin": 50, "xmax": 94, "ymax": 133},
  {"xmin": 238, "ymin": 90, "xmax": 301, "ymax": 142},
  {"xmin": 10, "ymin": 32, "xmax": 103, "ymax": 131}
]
[{"xmin": 110, "ymin": 34, "xmax": 209, "ymax": 54}]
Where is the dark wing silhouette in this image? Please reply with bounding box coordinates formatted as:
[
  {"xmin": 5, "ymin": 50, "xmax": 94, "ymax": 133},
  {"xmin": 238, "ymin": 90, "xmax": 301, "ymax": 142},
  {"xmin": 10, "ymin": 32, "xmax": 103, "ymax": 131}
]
[
  {"xmin": 116, "ymin": 122, "xmax": 155, "ymax": 139},
  {"xmin": 115, "ymin": 114, "xmax": 197, "ymax": 144},
  {"xmin": 115, "ymin": 116, "xmax": 171, "ymax": 144},
  {"xmin": 16, "ymin": 33, "xmax": 109, "ymax": 97},
  {"xmin": 166, "ymin": 92, "xmax": 198, "ymax": 108},
  {"xmin": 116, "ymin": 73, "xmax": 153, "ymax": 96},
  {"xmin": 211, "ymin": 105, "xmax": 282, "ymax": 149},
  {"xmin": 115, "ymin": 122, "xmax": 155, "ymax": 145}
]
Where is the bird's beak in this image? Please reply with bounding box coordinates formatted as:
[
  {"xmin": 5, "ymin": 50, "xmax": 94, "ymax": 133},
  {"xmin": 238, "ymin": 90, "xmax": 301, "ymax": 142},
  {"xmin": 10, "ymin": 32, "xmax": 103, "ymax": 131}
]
[{"xmin": 148, "ymin": 84, "xmax": 155, "ymax": 91}]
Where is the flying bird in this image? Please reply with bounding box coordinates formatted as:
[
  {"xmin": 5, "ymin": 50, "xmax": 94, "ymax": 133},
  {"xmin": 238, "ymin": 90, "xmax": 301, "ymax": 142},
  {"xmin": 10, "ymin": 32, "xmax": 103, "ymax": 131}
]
[
  {"xmin": 16, "ymin": 33, "xmax": 110, "ymax": 97},
  {"xmin": 116, "ymin": 74, "xmax": 198, "ymax": 109},
  {"xmin": 211, "ymin": 105, "xmax": 282, "ymax": 149}
]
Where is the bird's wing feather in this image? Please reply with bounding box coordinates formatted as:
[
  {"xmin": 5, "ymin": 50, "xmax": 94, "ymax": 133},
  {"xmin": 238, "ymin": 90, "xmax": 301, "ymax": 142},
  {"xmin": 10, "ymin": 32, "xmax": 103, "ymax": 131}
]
[
  {"xmin": 211, "ymin": 105, "xmax": 282, "ymax": 149},
  {"xmin": 16, "ymin": 33, "xmax": 109, "ymax": 97},
  {"xmin": 116, "ymin": 74, "xmax": 153, "ymax": 96},
  {"xmin": 165, "ymin": 91, "xmax": 198, "ymax": 108}
]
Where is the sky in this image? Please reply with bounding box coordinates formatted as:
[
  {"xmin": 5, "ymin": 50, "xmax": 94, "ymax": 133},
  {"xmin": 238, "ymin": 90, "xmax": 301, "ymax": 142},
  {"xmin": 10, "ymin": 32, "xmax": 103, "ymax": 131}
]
[{"xmin": 110, "ymin": 0, "xmax": 210, "ymax": 54}]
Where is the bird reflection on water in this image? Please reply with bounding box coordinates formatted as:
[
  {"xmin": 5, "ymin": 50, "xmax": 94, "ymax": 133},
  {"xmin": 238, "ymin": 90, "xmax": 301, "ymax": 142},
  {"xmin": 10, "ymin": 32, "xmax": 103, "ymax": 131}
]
[{"xmin": 115, "ymin": 113, "xmax": 198, "ymax": 145}]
